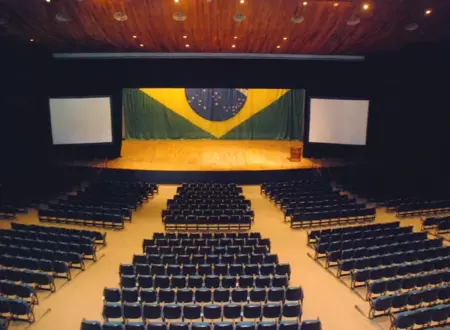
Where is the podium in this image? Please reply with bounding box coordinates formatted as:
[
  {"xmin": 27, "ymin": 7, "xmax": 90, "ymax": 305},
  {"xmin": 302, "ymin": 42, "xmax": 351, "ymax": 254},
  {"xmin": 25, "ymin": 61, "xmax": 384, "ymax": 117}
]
[{"xmin": 289, "ymin": 146, "xmax": 302, "ymax": 162}]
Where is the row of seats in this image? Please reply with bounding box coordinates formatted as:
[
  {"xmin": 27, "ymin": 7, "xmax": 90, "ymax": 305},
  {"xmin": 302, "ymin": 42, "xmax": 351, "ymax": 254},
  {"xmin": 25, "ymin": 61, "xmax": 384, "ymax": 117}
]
[
  {"xmin": 396, "ymin": 199, "xmax": 450, "ymax": 217},
  {"xmin": 0, "ymin": 241, "xmax": 88, "ymax": 269},
  {"xmin": 133, "ymin": 253, "xmax": 280, "ymax": 266},
  {"xmin": 38, "ymin": 209, "xmax": 125, "ymax": 229},
  {"xmin": 102, "ymin": 301, "xmax": 303, "ymax": 323},
  {"xmin": 0, "ymin": 236, "xmax": 96, "ymax": 260},
  {"xmin": 143, "ymin": 246, "xmax": 270, "ymax": 257},
  {"xmin": 119, "ymin": 274, "xmax": 290, "ymax": 290},
  {"xmin": 82, "ymin": 320, "xmax": 322, "ymax": 330},
  {"xmin": 0, "ymin": 280, "xmax": 39, "ymax": 305},
  {"xmin": 164, "ymin": 221, "xmax": 252, "ymax": 232},
  {"xmin": 104, "ymin": 286, "xmax": 304, "ymax": 304},
  {"xmin": 345, "ymin": 255, "xmax": 450, "ymax": 284},
  {"xmin": 48, "ymin": 202, "xmax": 132, "ymax": 221},
  {"xmin": 0, "ymin": 228, "xmax": 95, "ymax": 245},
  {"xmin": 122, "ymin": 263, "xmax": 289, "ymax": 277},
  {"xmin": 313, "ymin": 225, "xmax": 412, "ymax": 247},
  {"xmin": 0, "ymin": 255, "xmax": 71, "ymax": 279},
  {"xmin": 278, "ymin": 194, "xmax": 339, "ymax": 208},
  {"xmin": 168, "ymin": 198, "xmax": 247, "ymax": 205},
  {"xmin": 10, "ymin": 222, "xmax": 107, "ymax": 245},
  {"xmin": 322, "ymin": 236, "xmax": 440, "ymax": 265},
  {"xmin": 389, "ymin": 303, "xmax": 450, "ymax": 329},
  {"xmin": 163, "ymin": 214, "xmax": 254, "ymax": 224},
  {"xmin": 290, "ymin": 208, "xmax": 376, "ymax": 228},
  {"xmin": 307, "ymin": 221, "xmax": 400, "ymax": 245},
  {"xmin": 366, "ymin": 269, "xmax": 450, "ymax": 301},
  {"xmin": 282, "ymin": 197, "xmax": 354, "ymax": 212},
  {"xmin": 0, "ymin": 268, "xmax": 55, "ymax": 292},
  {"xmin": 151, "ymin": 233, "xmax": 262, "ymax": 240},
  {"xmin": 369, "ymin": 285, "xmax": 450, "ymax": 318},
  {"xmin": 0, "ymin": 296, "xmax": 35, "ymax": 323},
  {"xmin": 143, "ymin": 238, "xmax": 267, "ymax": 248}
]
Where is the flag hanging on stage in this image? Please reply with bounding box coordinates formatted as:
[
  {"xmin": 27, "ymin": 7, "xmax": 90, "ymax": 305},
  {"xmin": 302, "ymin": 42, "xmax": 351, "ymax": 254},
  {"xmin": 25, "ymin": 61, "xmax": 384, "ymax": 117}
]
[{"xmin": 123, "ymin": 88, "xmax": 304, "ymax": 140}]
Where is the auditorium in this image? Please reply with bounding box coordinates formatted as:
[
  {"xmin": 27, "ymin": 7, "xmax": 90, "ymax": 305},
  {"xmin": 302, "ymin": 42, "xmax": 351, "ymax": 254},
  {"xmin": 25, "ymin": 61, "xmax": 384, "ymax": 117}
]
[{"xmin": 1, "ymin": 1, "xmax": 450, "ymax": 330}]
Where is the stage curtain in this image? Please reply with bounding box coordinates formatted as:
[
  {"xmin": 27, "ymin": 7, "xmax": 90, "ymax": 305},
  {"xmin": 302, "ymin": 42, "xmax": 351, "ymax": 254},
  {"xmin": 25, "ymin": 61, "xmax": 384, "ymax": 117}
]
[{"xmin": 123, "ymin": 88, "xmax": 304, "ymax": 140}]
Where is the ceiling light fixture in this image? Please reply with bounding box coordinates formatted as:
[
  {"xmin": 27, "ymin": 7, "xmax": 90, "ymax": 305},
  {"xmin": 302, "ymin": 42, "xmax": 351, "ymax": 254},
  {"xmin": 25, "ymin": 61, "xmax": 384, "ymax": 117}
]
[
  {"xmin": 303, "ymin": 1, "xmax": 307, "ymax": 6},
  {"xmin": 283, "ymin": 37, "xmax": 288, "ymax": 41},
  {"xmin": 133, "ymin": 35, "xmax": 137, "ymax": 39},
  {"xmin": 185, "ymin": 44, "xmax": 190, "ymax": 48},
  {"xmin": 232, "ymin": 44, "xmax": 236, "ymax": 48},
  {"xmin": 240, "ymin": 0, "xmax": 245, "ymax": 3},
  {"xmin": 362, "ymin": 3, "xmax": 370, "ymax": 11},
  {"xmin": 291, "ymin": 15, "xmax": 305, "ymax": 24},
  {"xmin": 276, "ymin": 45, "xmax": 281, "ymax": 49},
  {"xmin": 140, "ymin": 44, "xmax": 144, "ymax": 47},
  {"xmin": 333, "ymin": 2, "xmax": 339, "ymax": 7},
  {"xmin": 46, "ymin": 0, "xmax": 51, "ymax": 2},
  {"xmin": 183, "ymin": 35, "xmax": 187, "ymax": 39},
  {"xmin": 234, "ymin": 36, "xmax": 238, "ymax": 39},
  {"xmin": 174, "ymin": 0, "xmax": 179, "ymax": 3},
  {"xmin": 30, "ymin": 38, "xmax": 34, "ymax": 42},
  {"xmin": 425, "ymin": 9, "xmax": 432, "ymax": 15}
]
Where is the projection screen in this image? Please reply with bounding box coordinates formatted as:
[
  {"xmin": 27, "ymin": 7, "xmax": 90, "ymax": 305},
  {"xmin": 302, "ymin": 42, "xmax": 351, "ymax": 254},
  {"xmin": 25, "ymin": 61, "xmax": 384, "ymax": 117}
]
[
  {"xmin": 49, "ymin": 97, "xmax": 113, "ymax": 145},
  {"xmin": 309, "ymin": 98, "xmax": 369, "ymax": 145}
]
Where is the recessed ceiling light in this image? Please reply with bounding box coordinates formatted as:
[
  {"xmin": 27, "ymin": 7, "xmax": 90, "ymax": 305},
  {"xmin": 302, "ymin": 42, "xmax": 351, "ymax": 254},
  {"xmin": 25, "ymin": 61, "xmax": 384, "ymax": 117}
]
[
  {"xmin": 174, "ymin": 0, "xmax": 179, "ymax": 3},
  {"xmin": 173, "ymin": 12, "xmax": 187, "ymax": 21},
  {"xmin": 233, "ymin": 13, "xmax": 246, "ymax": 22},
  {"xmin": 291, "ymin": 15, "xmax": 304, "ymax": 24},
  {"xmin": 283, "ymin": 37, "xmax": 288, "ymax": 41},
  {"xmin": 232, "ymin": 44, "xmax": 236, "ymax": 48},
  {"xmin": 30, "ymin": 38, "xmax": 34, "ymax": 42},
  {"xmin": 347, "ymin": 17, "xmax": 360, "ymax": 26},
  {"xmin": 55, "ymin": 13, "xmax": 71, "ymax": 22},
  {"xmin": 185, "ymin": 44, "xmax": 190, "ymax": 48},
  {"xmin": 333, "ymin": 2, "xmax": 339, "ymax": 7},
  {"xmin": 113, "ymin": 12, "xmax": 128, "ymax": 21},
  {"xmin": 276, "ymin": 45, "xmax": 281, "ymax": 49},
  {"xmin": 183, "ymin": 35, "xmax": 187, "ymax": 39},
  {"xmin": 425, "ymin": 9, "xmax": 432, "ymax": 15},
  {"xmin": 234, "ymin": 36, "xmax": 238, "ymax": 39},
  {"xmin": 240, "ymin": 0, "xmax": 245, "ymax": 3},
  {"xmin": 362, "ymin": 3, "xmax": 370, "ymax": 11},
  {"xmin": 133, "ymin": 35, "xmax": 137, "ymax": 39},
  {"xmin": 46, "ymin": 0, "xmax": 51, "ymax": 2},
  {"xmin": 140, "ymin": 44, "xmax": 144, "ymax": 47},
  {"xmin": 303, "ymin": 1, "xmax": 307, "ymax": 6},
  {"xmin": 405, "ymin": 23, "xmax": 419, "ymax": 31}
]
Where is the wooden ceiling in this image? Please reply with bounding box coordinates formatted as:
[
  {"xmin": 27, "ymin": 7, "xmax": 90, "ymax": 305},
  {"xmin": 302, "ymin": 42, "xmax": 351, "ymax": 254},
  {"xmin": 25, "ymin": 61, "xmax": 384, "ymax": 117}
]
[{"xmin": 0, "ymin": 0, "xmax": 449, "ymax": 54}]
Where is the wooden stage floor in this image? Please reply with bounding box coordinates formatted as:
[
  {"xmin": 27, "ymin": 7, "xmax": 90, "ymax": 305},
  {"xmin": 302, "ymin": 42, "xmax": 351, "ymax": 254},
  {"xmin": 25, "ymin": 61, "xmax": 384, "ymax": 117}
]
[{"xmin": 76, "ymin": 140, "xmax": 344, "ymax": 172}]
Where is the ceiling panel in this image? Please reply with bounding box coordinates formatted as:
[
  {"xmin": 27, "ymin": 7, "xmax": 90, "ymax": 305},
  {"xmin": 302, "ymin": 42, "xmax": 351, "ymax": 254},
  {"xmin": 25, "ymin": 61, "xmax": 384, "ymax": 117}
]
[{"xmin": 0, "ymin": 0, "xmax": 448, "ymax": 54}]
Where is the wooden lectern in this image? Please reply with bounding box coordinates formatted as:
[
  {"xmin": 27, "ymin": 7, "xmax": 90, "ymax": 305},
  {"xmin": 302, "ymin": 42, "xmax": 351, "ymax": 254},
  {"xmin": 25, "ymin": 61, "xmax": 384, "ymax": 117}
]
[{"xmin": 289, "ymin": 145, "xmax": 302, "ymax": 162}]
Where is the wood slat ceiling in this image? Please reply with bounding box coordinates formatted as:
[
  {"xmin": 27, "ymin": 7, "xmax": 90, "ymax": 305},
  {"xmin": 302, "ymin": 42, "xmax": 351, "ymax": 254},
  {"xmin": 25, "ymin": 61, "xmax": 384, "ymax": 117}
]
[{"xmin": 0, "ymin": 0, "xmax": 449, "ymax": 54}]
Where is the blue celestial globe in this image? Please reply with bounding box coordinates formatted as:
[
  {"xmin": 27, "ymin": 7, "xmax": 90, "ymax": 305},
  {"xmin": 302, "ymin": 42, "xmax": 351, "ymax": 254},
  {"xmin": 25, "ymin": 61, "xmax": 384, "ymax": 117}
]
[{"xmin": 185, "ymin": 88, "xmax": 248, "ymax": 122}]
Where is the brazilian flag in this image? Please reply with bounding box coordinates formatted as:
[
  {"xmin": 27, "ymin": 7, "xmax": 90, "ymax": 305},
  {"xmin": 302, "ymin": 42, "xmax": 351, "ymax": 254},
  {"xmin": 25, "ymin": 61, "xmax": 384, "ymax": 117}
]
[{"xmin": 123, "ymin": 88, "xmax": 304, "ymax": 140}]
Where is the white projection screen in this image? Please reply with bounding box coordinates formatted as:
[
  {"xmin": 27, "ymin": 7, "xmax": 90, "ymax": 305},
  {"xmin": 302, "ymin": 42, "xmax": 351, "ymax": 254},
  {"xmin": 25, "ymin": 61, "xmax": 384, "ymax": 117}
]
[
  {"xmin": 309, "ymin": 98, "xmax": 369, "ymax": 145},
  {"xmin": 49, "ymin": 97, "xmax": 113, "ymax": 145}
]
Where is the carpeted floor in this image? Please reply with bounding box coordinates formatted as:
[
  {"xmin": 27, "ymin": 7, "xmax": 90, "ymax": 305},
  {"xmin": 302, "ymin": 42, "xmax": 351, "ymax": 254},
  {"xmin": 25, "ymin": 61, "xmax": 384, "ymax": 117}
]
[{"xmin": 2, "ymin": 185, "xmax": 430, "ymax": 330}]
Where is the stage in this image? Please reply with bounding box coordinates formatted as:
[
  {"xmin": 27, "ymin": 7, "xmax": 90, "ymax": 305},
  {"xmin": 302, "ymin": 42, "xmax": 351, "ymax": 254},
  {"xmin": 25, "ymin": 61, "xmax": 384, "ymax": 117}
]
[{"xmin": 72, "ymin": 140, "xmax": 344, "ymax": 172}]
